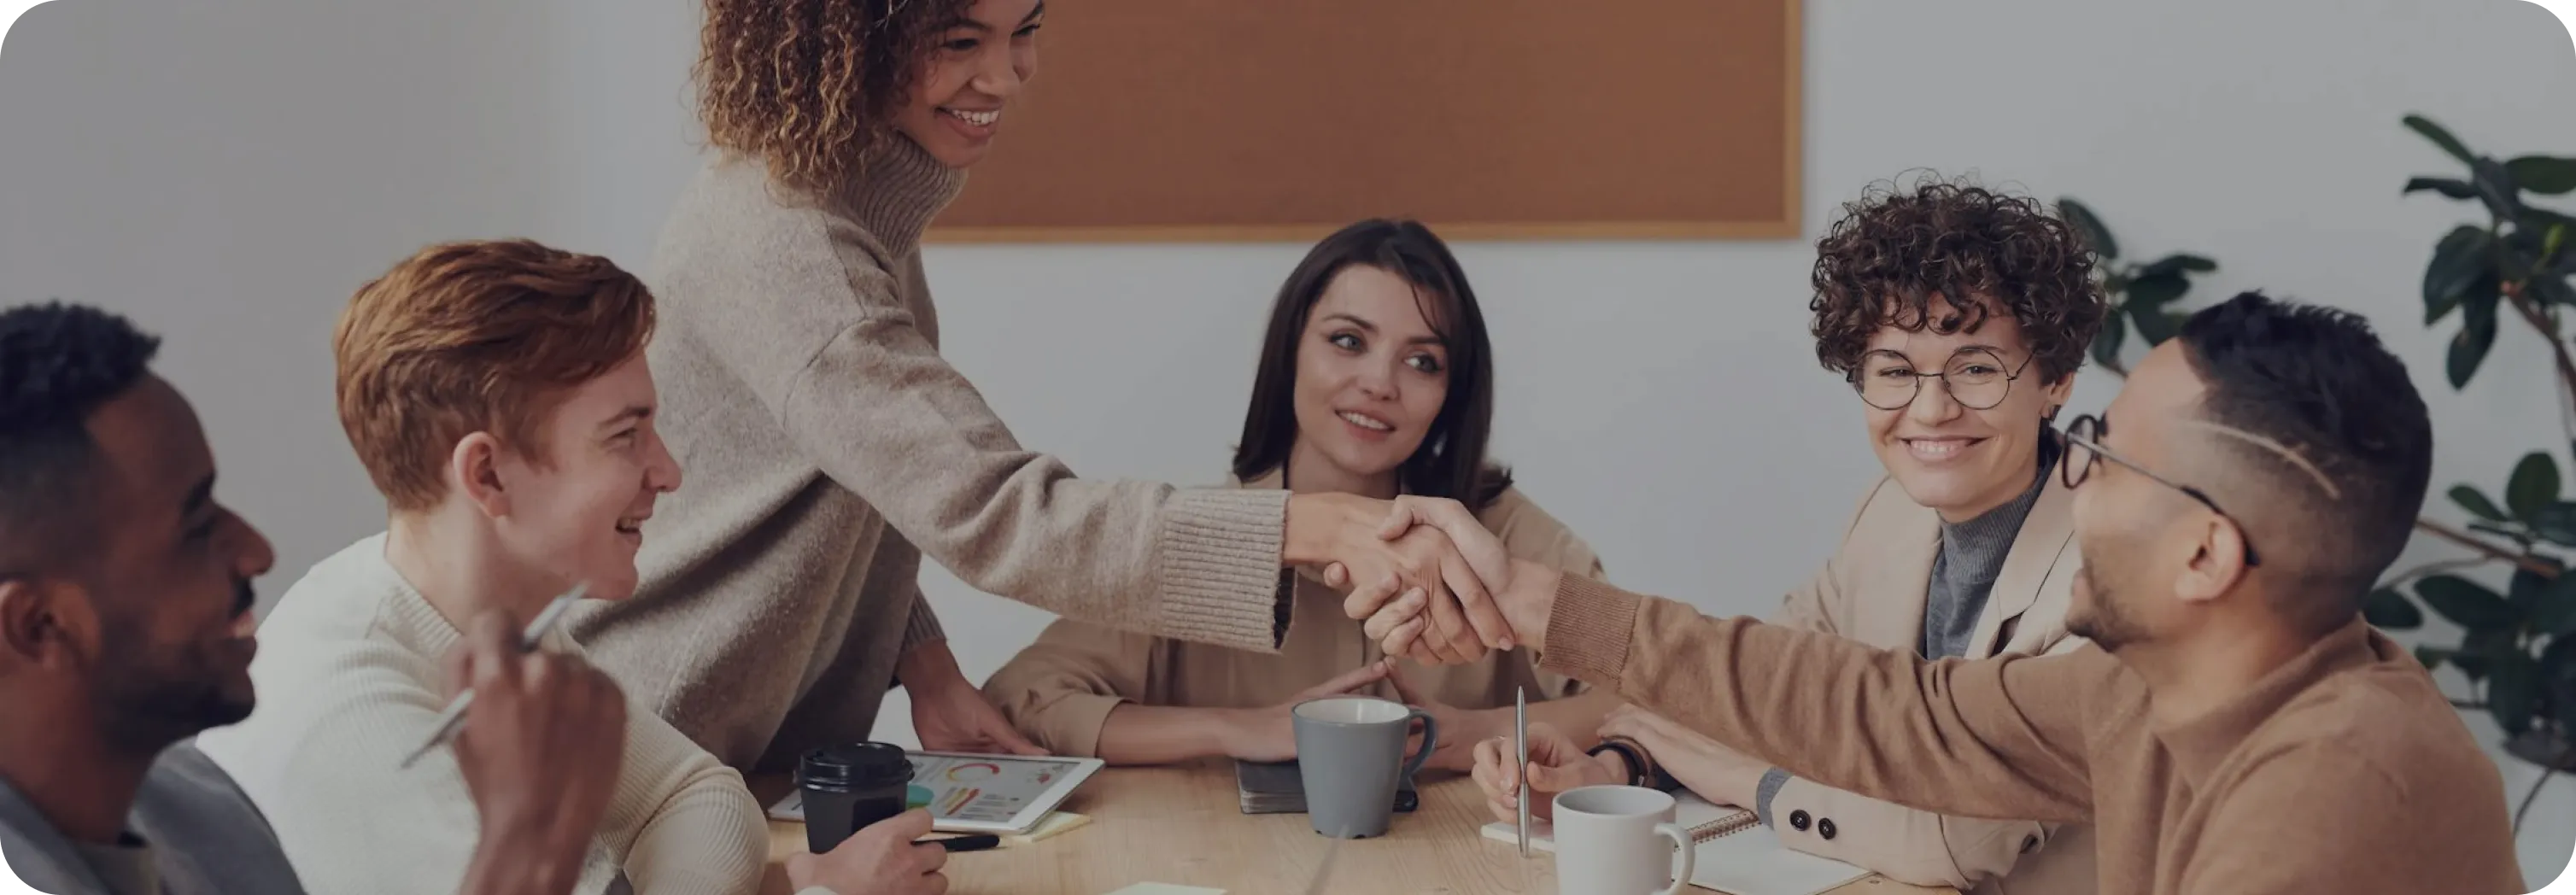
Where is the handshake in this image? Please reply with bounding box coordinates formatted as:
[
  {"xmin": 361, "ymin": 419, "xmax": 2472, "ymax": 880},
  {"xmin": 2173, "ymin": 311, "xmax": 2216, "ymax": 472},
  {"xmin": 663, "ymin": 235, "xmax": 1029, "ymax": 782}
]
[{"xmin": 1288, "ymin": 492, "xmax": 1567, "ymax": 665}]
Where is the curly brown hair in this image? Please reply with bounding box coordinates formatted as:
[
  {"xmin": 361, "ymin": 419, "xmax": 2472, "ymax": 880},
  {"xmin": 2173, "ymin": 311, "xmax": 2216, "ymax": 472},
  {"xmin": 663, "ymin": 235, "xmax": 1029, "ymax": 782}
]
[
  {"xmin": 696, "ymin": 0, "xmax": 974, "ymax": 194},
  {"xmin": 1809, "ymin": 175, "xmax": 2107, "ymax": 385}
]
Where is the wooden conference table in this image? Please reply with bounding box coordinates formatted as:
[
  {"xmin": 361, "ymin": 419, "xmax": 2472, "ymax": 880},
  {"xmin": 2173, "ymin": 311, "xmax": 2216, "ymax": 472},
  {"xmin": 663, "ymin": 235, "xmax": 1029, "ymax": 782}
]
[{"xmin": 754, "ymin": 762, "xmax": 1958, "ymax": 895}]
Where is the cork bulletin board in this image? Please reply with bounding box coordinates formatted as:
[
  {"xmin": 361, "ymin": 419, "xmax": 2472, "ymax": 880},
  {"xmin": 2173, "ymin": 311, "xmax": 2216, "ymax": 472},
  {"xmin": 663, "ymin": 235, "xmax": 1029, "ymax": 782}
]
[{"xmin": 925, "ymin": 1, "xmax": 1805, "ymax": 243}]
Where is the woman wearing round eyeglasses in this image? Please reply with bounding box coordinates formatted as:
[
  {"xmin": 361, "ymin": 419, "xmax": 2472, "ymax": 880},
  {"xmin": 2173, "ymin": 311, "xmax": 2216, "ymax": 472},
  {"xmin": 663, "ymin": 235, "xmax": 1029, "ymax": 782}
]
[{"xmin": 1475, "ymin": 178, "xmax": 2112, "ymax": 895}]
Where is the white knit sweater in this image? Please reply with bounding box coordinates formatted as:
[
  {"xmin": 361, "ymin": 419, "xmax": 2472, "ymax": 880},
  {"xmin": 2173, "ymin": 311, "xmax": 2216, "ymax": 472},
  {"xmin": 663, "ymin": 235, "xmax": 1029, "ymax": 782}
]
[{"xmin": 196, "ymin": 534, "xmax": 779, "ymax": 895}]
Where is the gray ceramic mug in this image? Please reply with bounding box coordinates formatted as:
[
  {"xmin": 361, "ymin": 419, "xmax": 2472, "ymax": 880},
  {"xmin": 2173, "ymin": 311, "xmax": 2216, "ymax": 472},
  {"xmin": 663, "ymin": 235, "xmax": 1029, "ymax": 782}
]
[{"xmin": 1291, "ymin": 696, "xmax": 1437, "ymax": 839}]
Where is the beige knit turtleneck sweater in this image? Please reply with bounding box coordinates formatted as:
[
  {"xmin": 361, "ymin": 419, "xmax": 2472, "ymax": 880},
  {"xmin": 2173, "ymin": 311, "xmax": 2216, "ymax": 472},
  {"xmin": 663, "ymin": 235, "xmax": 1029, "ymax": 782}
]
[{"xmin": 569, "ymin": 134, "xmax": 1296, "ymax": 772}]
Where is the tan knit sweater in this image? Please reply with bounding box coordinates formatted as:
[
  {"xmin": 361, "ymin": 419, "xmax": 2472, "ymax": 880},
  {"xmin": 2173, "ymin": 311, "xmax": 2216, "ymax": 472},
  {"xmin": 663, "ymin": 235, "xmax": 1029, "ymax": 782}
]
[
  {"xmin": 1540, "ymin": 575, "xmax": 2526, "ymax": 895},
  {"xmin": 571, "ymin": 134, "xmax": 1295, "ymax": 771}
]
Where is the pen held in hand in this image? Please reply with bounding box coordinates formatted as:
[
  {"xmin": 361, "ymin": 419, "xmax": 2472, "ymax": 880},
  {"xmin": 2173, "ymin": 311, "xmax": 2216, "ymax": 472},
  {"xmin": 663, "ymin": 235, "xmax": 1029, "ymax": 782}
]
[
  {"xmin": 1515, "ymin": 686, "xmax": 1531, "ymax": 858},
  {"xmin": 931, "ymin": 834, "xmax": 1000, "ymax": 853},
  {"xmin": 396, "ymin": 582, "xmax": 588, "ymax": 769}
]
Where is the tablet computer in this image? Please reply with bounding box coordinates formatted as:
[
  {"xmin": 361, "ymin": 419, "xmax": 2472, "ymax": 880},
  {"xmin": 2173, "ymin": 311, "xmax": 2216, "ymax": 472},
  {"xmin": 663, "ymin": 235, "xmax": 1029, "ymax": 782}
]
[{"xmin": 766, "ymin": 750, "xmax": 1106, "ymax": 834}]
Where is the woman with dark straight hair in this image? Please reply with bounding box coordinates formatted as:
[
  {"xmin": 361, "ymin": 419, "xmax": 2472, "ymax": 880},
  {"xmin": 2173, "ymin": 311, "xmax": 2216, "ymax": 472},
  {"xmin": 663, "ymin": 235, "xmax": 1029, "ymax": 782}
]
[
  {"xmin": 984, "ymin": 219, "xmax": 1619, "ymax": 770},
  {"xmin": 1232, "ymin": 219, "xmax": 1509, "ymax": 512}
]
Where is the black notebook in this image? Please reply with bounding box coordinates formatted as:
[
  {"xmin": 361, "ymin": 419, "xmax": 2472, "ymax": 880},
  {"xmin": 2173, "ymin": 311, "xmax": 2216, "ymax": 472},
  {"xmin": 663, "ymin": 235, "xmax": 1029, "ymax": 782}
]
[{"xmin": 1232, "ymin": 760, "xmax": 1419, "ymax": 815}]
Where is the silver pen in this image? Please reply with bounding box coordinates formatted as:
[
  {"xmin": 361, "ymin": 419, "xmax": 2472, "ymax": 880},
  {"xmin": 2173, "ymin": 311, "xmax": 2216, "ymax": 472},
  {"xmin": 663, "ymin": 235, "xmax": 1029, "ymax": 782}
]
[
  {"xmin": 397, "ymin": 582, "xmax": 588, "ymax": 769},
  {"xmin": 1515, "ymin": 685, "xmax": 1531, "ymax": 857}
]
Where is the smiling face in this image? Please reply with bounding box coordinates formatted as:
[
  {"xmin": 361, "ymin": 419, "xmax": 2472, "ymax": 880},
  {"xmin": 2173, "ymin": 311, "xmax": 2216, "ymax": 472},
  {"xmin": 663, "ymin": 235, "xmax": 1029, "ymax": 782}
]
[
  {"xmin": 2064, "ymin": 342, "xmax": 2216, "ymax": 652},
  {"xmin": 74, "ymin": 377, "xmax": 275, "ymax": 749},
  {"xmin": 1286, "ymin": 266, "xmax": 1453, "ymax": 492},
  {"xmin": 1859, "ymin": 295, "xmax": 2073, "ymax": 522},
  {"xmin": 481, "ymin": 353, "xmax": 680, "ymax": 602},
  {"xmin": 891, "ymin": 0, "xmax": 1044, "ymax": 168}
]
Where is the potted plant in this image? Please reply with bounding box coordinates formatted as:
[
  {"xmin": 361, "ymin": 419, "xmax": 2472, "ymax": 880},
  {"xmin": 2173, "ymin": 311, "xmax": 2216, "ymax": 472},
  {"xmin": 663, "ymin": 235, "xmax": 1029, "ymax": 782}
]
[{"xmin": 2360, "ymin": 114, "xmax": 2576, "ymax": 834}]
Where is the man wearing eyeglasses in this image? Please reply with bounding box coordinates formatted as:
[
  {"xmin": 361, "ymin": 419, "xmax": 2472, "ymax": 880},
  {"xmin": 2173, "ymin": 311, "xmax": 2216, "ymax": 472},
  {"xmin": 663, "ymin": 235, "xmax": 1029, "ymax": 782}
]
[{"xmin": 1369, "ymin": 291, "xmax": 2524, "ymax": 894}]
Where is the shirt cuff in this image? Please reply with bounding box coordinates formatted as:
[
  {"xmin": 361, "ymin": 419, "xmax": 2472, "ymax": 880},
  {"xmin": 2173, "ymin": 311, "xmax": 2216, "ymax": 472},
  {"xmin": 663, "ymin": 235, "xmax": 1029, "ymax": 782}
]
[
  {"xmin": 901, "ymin": 596, "xmax": 946, "ymax": 650},
  {"xmin": 1155, "ymin": 488, "xmax": 1295, "ymax": 652},
  {"xmin": 1755, "ymin": 767, "xmax": 1793, "ymax": 828},
  {"xmin": 1535, "ymin": 574, "xmax": 1642, "ymax": 686}
]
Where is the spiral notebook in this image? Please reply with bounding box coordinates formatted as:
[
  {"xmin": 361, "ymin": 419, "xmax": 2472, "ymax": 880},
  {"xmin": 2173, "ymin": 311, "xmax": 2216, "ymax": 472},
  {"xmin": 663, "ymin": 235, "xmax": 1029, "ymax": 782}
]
[{"xmin": 1478, "ymin": 793, "xmax": 1868, "ymax": 895}]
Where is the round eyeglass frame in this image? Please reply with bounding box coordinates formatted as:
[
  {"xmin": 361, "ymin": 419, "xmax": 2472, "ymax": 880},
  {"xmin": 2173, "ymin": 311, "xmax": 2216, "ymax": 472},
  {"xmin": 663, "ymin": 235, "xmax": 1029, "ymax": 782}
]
[{"xmin": 1847, "ymin": 348, "xmax": 2034, "ymax": 412}]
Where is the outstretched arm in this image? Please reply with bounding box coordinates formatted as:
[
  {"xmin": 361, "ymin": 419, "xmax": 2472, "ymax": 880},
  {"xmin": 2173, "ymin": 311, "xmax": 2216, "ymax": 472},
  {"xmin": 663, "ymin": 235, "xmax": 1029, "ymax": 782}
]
[{"xmin": 1526, "ymin": 568, "xmax": 2100, "ymax": 825}]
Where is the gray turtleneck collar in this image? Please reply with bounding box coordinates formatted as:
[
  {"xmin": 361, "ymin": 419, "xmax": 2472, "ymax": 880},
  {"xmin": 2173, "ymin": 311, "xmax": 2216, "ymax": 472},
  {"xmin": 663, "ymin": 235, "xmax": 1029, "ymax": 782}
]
[{"xmin": 1920, "ymin": 433, "xmax": 2059, "ymax": 659}]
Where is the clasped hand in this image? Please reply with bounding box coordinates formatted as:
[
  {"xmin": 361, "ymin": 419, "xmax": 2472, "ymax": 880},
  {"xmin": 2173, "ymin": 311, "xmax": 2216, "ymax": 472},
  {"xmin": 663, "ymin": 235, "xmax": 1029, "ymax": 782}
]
[{"xmin": 1304, "ymin": 494, "xmax": 1553, "ymax": 666}]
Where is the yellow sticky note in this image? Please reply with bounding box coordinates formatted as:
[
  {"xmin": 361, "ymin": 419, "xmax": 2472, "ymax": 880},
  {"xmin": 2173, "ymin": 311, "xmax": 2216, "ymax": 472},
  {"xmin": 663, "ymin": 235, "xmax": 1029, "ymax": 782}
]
[
  {"xmin": 1004, "ymin": 811, "xmax": 1092, "ymax": 846},
  {"xmin": 1100, "ymin": 885, "xmax": 1225, "ymax": 895}
]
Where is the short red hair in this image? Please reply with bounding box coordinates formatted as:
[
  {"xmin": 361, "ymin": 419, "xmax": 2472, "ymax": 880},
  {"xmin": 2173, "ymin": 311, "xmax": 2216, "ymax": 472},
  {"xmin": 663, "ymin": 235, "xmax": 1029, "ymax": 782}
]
[{"xmin": 333, "ymin": 239, "xmax": 656, "ymax": 512}]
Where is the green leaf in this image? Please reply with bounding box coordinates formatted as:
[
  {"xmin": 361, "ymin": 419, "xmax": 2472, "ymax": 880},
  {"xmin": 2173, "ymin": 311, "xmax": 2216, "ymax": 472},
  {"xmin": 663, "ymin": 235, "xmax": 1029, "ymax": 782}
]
[
  {"xmin": 2538, "ymin": 571, "xmax": 2576, "ymax": 638},
  {"xmin": 2427, "ymin": 293, "xmax": 2462, "ymax": 325},
  {"xmin": 2364, "ymin": 587, "xmax": 2425, "ymax": 629},
  {"xmin": 2535, "ymin": 501, "xmax": 2576, "ymax": 547},
  {"xmin": 2542, "ymin": 637, "xmax": 2576, "ymax": 728},
  {"xmin": 2528, "ymin": 208, "xmax": 2576, "ymax": 239},
  {"xmin": 2531, "ymin": 276, "xmax": 2576, "ymax": 308},
  {"xmin": 2503, "ymin": 248, "xmax": 2539, "ymax": 284},
  {"xmin": 2542, "ymin": 635, "xmax": 2576, "ymax": 682},
  {"xmin": 2418, "ymin": 575, "xmax": 2519, "ymax": 630},
  {"xmin": 2424, "ymin": 225, "xmax": 2494, "ymax": 310},
  {"xmin": 2405, "ymin": 177, "xmax": 2480, "ymax": 200},
  {"xmin": 2058, "ymin": 198, "xmax": 2117, "ymax": 260},
  {"xmin": 2509, "ymin": 156, "xmax": 2576, "ymax": 196},
  {"xmin": 2451, "ymin": 485, "xmax": 2509, "ymax": 521},
  {"xmin": 2449, "ymin": 286, "xmax": 2501, "ymax": 389},
  {"xmin": 2455, "ymin": 652, "xmax": 2494, "ymax": 681},
  {"xmin": 2474, "ymin": 518, "xmax": 2543, "ymax": 547},
  {"xmin": 2456, "ymin": 628, "xmax": 2520, "ymax": 681},
  {"xmin": 2404, "ymin": 114, "xmax": 2479, "ymax": 166},
  {"xmin": 2509, "ymin": 453, "xmax": 2563, "ymax": 520},
  {"xmin": 2514, "ymin": 566, "xmax": 2556, "ymax": 611},
  {"xmin": 2447, "ymin": 332, "xmax": 2497, "ymax": 389},
  {"xmin": 2417, "ymin": 645, "xmax": 2454, "ymax": 671},
  {"xmin": 2130, "ymin": 307, "xmax": 2182, "ymax": 347},
  {"xmin": 2493, "ymin": 650, "xmax": 2543, "ymax": 736},
  {"xmin": 2124, "ymin": 272, "xmax": 2192, "ymax": 308},
  {"xmin": 2474, "ymin": 158, "xmax": 2525, "ymax": 220},
  {"xmin": 2135, "ymin": 254, "xmax": 2219, "ymax": 278},
  {"xmin": 2090, "ymin": 310, "xmax": 2127, "ymax": 371}
]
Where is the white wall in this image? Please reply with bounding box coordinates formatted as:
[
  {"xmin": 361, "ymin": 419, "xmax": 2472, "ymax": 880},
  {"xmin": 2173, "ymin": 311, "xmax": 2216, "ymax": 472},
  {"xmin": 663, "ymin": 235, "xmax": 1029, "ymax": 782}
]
[{"xmin": 6, "ymin": 0, "xmax": 2575, "ymax": 885}]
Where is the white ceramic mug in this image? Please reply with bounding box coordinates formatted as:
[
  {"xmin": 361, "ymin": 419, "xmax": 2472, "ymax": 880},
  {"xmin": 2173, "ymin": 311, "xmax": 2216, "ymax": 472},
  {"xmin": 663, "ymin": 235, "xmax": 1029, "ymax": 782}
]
[{"xmin": 1551, "ymin": 785, "xmax": 1696, "ymax": 895}]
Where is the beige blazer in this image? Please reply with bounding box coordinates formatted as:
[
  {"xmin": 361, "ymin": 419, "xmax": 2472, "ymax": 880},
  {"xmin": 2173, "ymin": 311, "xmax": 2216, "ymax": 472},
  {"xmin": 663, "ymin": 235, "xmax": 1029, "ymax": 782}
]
[
  {"xmin": 984, "ymin": 471, "xmax": 1605, "ymax": 757},
  {"xmin": 1757, "ymin": 470, "xmax": 2097, "ymax": 895}
]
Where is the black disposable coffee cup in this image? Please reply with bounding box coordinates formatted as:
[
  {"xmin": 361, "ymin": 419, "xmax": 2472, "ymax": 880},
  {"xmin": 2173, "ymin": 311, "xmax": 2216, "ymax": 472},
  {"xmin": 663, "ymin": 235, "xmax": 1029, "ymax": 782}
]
[{"xmin": 799, "ymin": 742, "xmax": 914, "ymax": 854}]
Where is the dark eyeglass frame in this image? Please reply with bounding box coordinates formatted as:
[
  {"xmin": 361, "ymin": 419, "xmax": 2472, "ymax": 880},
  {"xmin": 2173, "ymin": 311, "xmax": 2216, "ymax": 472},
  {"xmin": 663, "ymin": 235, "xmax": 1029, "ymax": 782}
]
[
  {"xmin": 2060, "ymin": 413, "xmax": 2262, "ymax": 568},
  {"xmin": 1848, "ymin": 348, "xmax": 2035, "ymax": 412}
]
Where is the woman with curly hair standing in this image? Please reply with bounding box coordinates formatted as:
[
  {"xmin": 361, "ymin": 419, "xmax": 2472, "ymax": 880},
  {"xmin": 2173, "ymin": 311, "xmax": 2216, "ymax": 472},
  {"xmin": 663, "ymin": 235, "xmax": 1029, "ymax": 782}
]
[
  {"xmin": 1472, "ymin": 175, "xmax": 2113, "ymax": 895},
  {"xmin": 569, "ymin": 0, "xmax": 1510, "ymax": 828}
]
